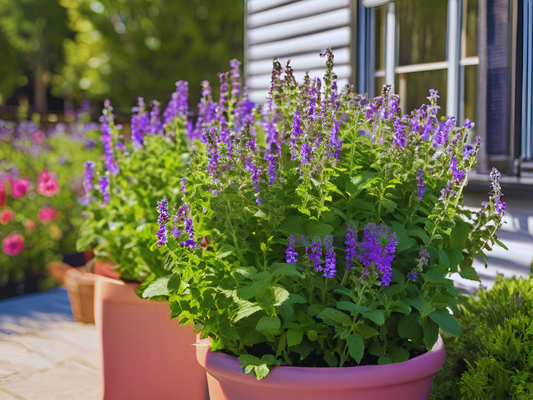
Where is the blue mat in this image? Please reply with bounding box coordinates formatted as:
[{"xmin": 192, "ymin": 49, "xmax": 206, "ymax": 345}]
[{"xmin": 0, "ymin": 287, "xmax": 73, "ymax": 322}]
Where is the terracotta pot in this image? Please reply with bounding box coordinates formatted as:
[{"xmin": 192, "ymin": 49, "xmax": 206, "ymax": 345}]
[
  {"xmin": 64, "ymin": 266, "xmax": 95, "ymax": 323},
  {"xmin": 196, "ymin": 336, "xmax": 445, "ymax": 400},
  {"xmin": 94, "ymin": 259, "xmax": 120, "ymax": 280},
  {"xmin": 95, "ymin": 275, "xmax": 207, "ymax": 400},
  {"xmin": 84, "ymin": 249, "xmax": 95, "ymax": 264}
]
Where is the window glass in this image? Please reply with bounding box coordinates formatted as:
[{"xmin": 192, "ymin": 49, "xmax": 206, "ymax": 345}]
[
  {"xmin": 374, "ymin": 6, "xmax": 386, "ymax": 71},
  {"xmin": 463, "ymin": 65, "xmax": 477, "ymax": 136},
  {"xmin": 465, "ymin": 0, "xmax": 478, "ymax": 57},
  {"xmin": 397, "ymin": 0, "xmax": 448, "ymax": 66},
  {"xmin": 395, "ymin": 70, "xmax": 447, "ymax": 115},
  {"xmin": 374, "ymin": 76, "xmax": 385, "ymax": 98}
]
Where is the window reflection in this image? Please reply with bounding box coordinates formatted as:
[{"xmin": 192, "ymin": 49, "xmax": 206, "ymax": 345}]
[
  {"xmin": 395, "ymin": 70, "xmax": 447, "ymax": 115},
  {"xmin": 397, "ymin": 0, "xmax": 448, "ymax": 66},
  {"xmin": 463, "ymin": 65, "xmax": 477, "ymax": 137},
  {"xmin": 375, "ymin": 6, "xmax": 386, "ymax": 71},
  {"xmin": 465, "ymin": 0, "xmax": 478, "ymax": 57}
]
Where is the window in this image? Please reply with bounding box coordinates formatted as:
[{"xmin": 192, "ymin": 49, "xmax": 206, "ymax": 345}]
[{"xmin": 371, "ymin": 0, "xmax": 478, "ymax": 130}]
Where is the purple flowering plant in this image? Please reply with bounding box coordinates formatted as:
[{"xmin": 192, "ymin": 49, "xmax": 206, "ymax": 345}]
[
  {"xmin": 77, "ymin": 92, "xmax": 190, "ymax": 281},
  {"xmin": 145, "ymin": 52, "xmax": 507, "ymax": 379}
]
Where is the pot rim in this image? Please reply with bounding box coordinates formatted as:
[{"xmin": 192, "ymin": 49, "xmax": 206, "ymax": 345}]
[
  {"xmin": 196, "ymin": 335, "xmax": 445, "ymax": 390},
  {"xmin": 95, "ymin": 275, "xmax": 167, "ymax": 307}
]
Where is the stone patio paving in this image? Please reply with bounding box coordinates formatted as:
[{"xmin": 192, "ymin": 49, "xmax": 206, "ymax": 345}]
[{"xmin": 0, "ymin": 289, "xmax": 100, "ymax": 400}]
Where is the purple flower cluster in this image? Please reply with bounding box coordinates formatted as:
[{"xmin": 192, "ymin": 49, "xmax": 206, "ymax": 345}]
[
  {"xmin": 408, "ymin": 246, "xmax": 430, "ymax": 281},
  {"xmin": 328, "ymin": 120, "xmax": 342, "ymax": 161},
  {"xmin": 489, "ymin": 168, "xmax": 506, "ymax": 215},
  {"xmin": 180, "ymin": 177, "xmax": 188, "ymax": 193},
  {"xmin": 451, "ymin": 156, "xmax": 466, "ymax": 182},
  {"xmin": 99, "ymin": 108, "xmax": 119, "ymax": 175},
  {"xmin": 83, "ymin": 161, "xmax": 95, "ymax": 194},
  {"xmin": 170, "ymin": 202, "xmax": 196, "ymax": 248},
  {"xmin": 99, "ymin": 176, "xmax": 109, "ymax": 205},
  {"xmin": 345, "ymin": 224, "xmax": 358, "ymax": 270},
  {"xmin": 229, "ymin": 59, "xmax": 241, "ymax": 98},
  {"xmin": 149, "ymin": 101, "xmax": 163, "ymax": 135},
  {"xmin": 345, "ymin": 223, "xmax": 398, "ymax": 286},
  {"xmin": 393, "ymin": 118, "xmax": 407, "ymax": 148},
  {"xmin": 286, "ymin": 234, "xmax": 298, "ymax": 263},
  {"xmin": 416, "ymin": 169, "xmax": 425, "ymax": 200},
  {"xmin": 164, "ymin": 81, "xmax": 189, "ymax": 127},
  {"xmin": 433, "ymin": 117, "xmax": 455, "ymax": 147},
  {"xmin": 307, "ymin": 236, "xmax": 323, "ymax": 272},
  {"xmin": 131, "ymin": 97, "xmax": 150, "ymax": 150},
  {"xmin": 156, "ymin": 198, "xmax": 170, "ymax": 247},
  {"xmin": 323, "ymin": 235, "xmax": 337, "ymax": 278},
  {"xmin": 245, "ymin": 155, "xmax": 261, "ymax": 205}
]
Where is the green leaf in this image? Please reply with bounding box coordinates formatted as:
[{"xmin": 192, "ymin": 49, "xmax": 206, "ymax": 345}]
[
  {"xmin": 141, "ymin": 275, "xmax": 171, "ymax": 299},
  {"xmin": 407, "ymin": 227, "xmax": 430, "ymax": 246},
  {"xmin": 439, "ymin": 249, "xmax": 450, "ymax": 269},
  {"xmin": 287, "ymin": 328, "xmax": 304, "ymax": 346},
  {"xmin": 337, "ymin": 301, "xmax": 369, "ymax": 314},
  {"xmin": 381, "ymin": 199, "xmax": 397, "ymax": 213},
  {"xmin": 307, "ymin": 330, "xmax": 318, "ymax": 341},
  {"xmin": 271, "ymin": 263, "xmax": 301, "ymax": 278},
  {"xmin": 304, "ymin": 221, "xmax": 334, "ymax": 238},
  {"xmin": 451, "ymin": 219, "xmax": 470, "ymax": 250},
  {"xmin": 420, "ymin": 303, "xmax": 436, "ymax": 318},
  {"xmin": 256, "ymin": 316, "xmax": 281, "ymax": 332},
  {"xmin": 378, "ymin": 356, "xmax": 392, "ymax": 365},
  {"xmin": 445, "ymin": 248, "xmax": 464, "ymax": 272},
  {"xmin": 398, "ymin": 312, "xmax": 421, "ymax": 339},
  {"xmin": 280, "ymin": 216, "xmax": 305, "ymax": 235},
  {"xmin": 425, "ymin": 268, "xmax": 447, "ymax": 282},
  {"xmin": 391, "ymin": 221, "xmax": 407, "ymax": 240},
  {"xmin": 234, "ymin": 302, "xmax": 262, "ymax": 322},
  {"xmin": 347, "ymin": 333, "xmax": 365, "ymax": 363},
  {"xmin": 388, "ymin": 347, "xmax": 409, "ymax": 362},
  {"xmin": 419, "ymin": 317, "xmax": 439, "ymax": 350},
  {"xmin": 167, "ymin": 274, "xmax": 181, "ymax": 291},
  {"xmin": 236, "ymin": 286, "xmax": 256, "ymax": 300},
  {"xmin": 307, "ymin": 304, "xmax": 327, "ymax": 316},
  {"xmin": 346, "ymin": 171, "xmax": 378, "ymax": 197},
  {"xmin": 273, "ymin": 287, "xmax": 290, "ymax": 305},
  {"xmin": 317, "ymin": 308, "xmax": 351, "ymax": 327},
  {"xmin": 355, "ymin": 324, "xmax": 379, "ymax": 339},
  {"xmin": 459, "ymin": 260, "xmax": 481, "ymax": 282},
  {"xmin": 397, "ymin": 237, "xmax": 418, "ymax": 253},
  {"xmin": 429, "ymin": 309, "xmax": 460, "ymax": 337},
  {"xmin": 363, "ymin": 310, "xmax": 385, "ymax": 325}
]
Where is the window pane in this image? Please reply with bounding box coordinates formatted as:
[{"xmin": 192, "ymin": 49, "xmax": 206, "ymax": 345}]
[
  {"xmin": 375, "ymin": 76, "xmax": 385, "ymax": 98},
  {"xmin": 395, "ymin": 70, "xmax": 447, "ymax": 115},
  {"xmin": 397, "ymin": 0, "xmax": 448, "ymax": 66},
  {"xmin": 466, "ymin": 0, "xmax": 478, "ymax": 57},
  {"xmin": 374, "ymin": 6, "xmax": 386, "ymax": 71},
  {"xmin": 463, "ymin": 65, "xmax": 477, "ymax": 138}
]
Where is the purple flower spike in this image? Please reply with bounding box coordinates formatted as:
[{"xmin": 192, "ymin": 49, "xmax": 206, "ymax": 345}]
[
  {"xmin": 99, "ymin": 176, "xmax": 110, "ymax": 205},
  {"xmin": 451, "ymin": 157, "xmax": 466, "ymax": 182},
  {"xmin": 307, "ymin": 236, "xmax": 323, "ymax": 272},
  {"xmin": 164, "ymin": 81, "xmax": 189, "ymax": 127},
  {"xmin": 181, "ymin": 177, "xmax": 188, "ymax": 193},
  {"xmin": 408, "ymin": 271, "xmax": 418, "ymax": 280},
  {"xmin": 300, "ymin": 143, "xmax": 312, "ymax": 165},
  {"xmin": 286, "ymin": 235, "xmax": 298, "ymax": 264},
  {"xmin": 393, "ymin": 118, "xmax": 407, "ymax": 148},
  {"xmin": 416, "ymin": 169, "xmax": 425, "ymax": 200},
  {"xmin": 345, "ymin": 224, "xmax": 358, "ymax": 270},
  {"xmin": 83, "ymin": 161, "xmax": 96, "ymax": 195},
  {"xmin": 323, "ymin": 235, "xmax": 337, "ymax": 278}
]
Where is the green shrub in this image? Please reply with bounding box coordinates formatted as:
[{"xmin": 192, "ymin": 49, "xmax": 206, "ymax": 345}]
[{"xmin": 431, "ymin": 274, "xmax": 533, "ymax": 399}]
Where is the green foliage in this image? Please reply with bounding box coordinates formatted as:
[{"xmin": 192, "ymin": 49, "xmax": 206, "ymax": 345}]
[
  {"xmin": 54, "ymin": 0, "xmax": 243, "ymax": 107},
  {"xmin": 431, "ymin": 274, "xmax": 533, "ymax": 400},
  {"xmin": 151, "ymin": 56, "xmax": 507, "ymax": 379},
  {"xmin": 76, "ymin": 102, "xmax": 188, "ymax": 281},
  {"xmin": 0, "ymin": 117, "xmax": 100, "ymax": 281}
]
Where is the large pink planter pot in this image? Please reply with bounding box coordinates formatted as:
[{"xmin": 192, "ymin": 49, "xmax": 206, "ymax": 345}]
[
  {"xmin": 95, "ymin": 275, "xmax": 207, "ymax": 400},
  {"xmin": 196, "ymin": 336, "xmax": 445, "ymax": 400}
]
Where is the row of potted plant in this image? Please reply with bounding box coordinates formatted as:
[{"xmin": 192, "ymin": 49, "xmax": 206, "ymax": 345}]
[
  {"xmin": 79, "ymin": 52, "xmax": 507, "ymax": 399},
  {"xmin": 0, "ymin": 109, "xmax": 100, "ymax": 298}
]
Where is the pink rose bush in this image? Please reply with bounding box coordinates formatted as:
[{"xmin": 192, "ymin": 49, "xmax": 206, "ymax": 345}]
[
  {"xmin": 0, "ymin": 209, "xmax": 16, "ymax": 225},
  {"xmin": 39, "ymin": 207, "xmax": 58, "ymax": 222},
  {"xmin": 37, "ymin": 169, "xmax": 60, "ymax": 197},
  {"xmin": 10, "ymin": 179, "xmax": 30, "ymax": 198}
]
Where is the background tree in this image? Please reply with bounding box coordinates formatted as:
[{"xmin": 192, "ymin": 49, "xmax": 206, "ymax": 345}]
[
  {"xmin": 54, "ymin": 0, "xmax": 244, "ymax": 110},
  {"xmin": 0, "ymin": 0, "xmax": 71, "ymax": 110}
]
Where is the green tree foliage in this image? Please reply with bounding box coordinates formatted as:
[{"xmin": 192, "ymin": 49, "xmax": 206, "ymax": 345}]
[
  {"xmin": 54, "ymin": 0, "xmax": 244, "ymax": 108},
  {"xmin": 0, "ymin": 0, "xmax": 71, "ymax": 109}
]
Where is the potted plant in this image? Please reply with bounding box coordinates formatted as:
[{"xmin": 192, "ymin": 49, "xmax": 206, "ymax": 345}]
[
  {"xmin": 152, "ymin": 52, "xmax": 507, "ymax": 399},
  {"xmin": 77, "ymin": 91, "xmax": 207, "ymax": 399}
]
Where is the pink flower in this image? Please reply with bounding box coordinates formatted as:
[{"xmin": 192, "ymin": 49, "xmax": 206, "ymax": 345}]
[
  {"xmin": 37, "ymin": 169, "xmax": 60, "ymax": 197},
  {"xmin": 23, "ymin": 219, "xmax": 36, "ymax": 232},
  {"xmin": 3, "ymin": 234, "xmax": 24, "ymax": 256},
  {"xmin": 0, "ymin": 209, "xmax": 16, "ymax": 225},
  {"xmin": 32, "ymin": 132, "xmax": 44, "ymax": 144},
  {"xmin": 0, "ymin": 173, "xmax": 13, "ymax": 182},
  {"xmin": 39, "ymin": 207, "xmax": 57, "ymax": 222},
  {"xmin": 11, "ymin": 179, "xmax": 30, "ymax": 198}
]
